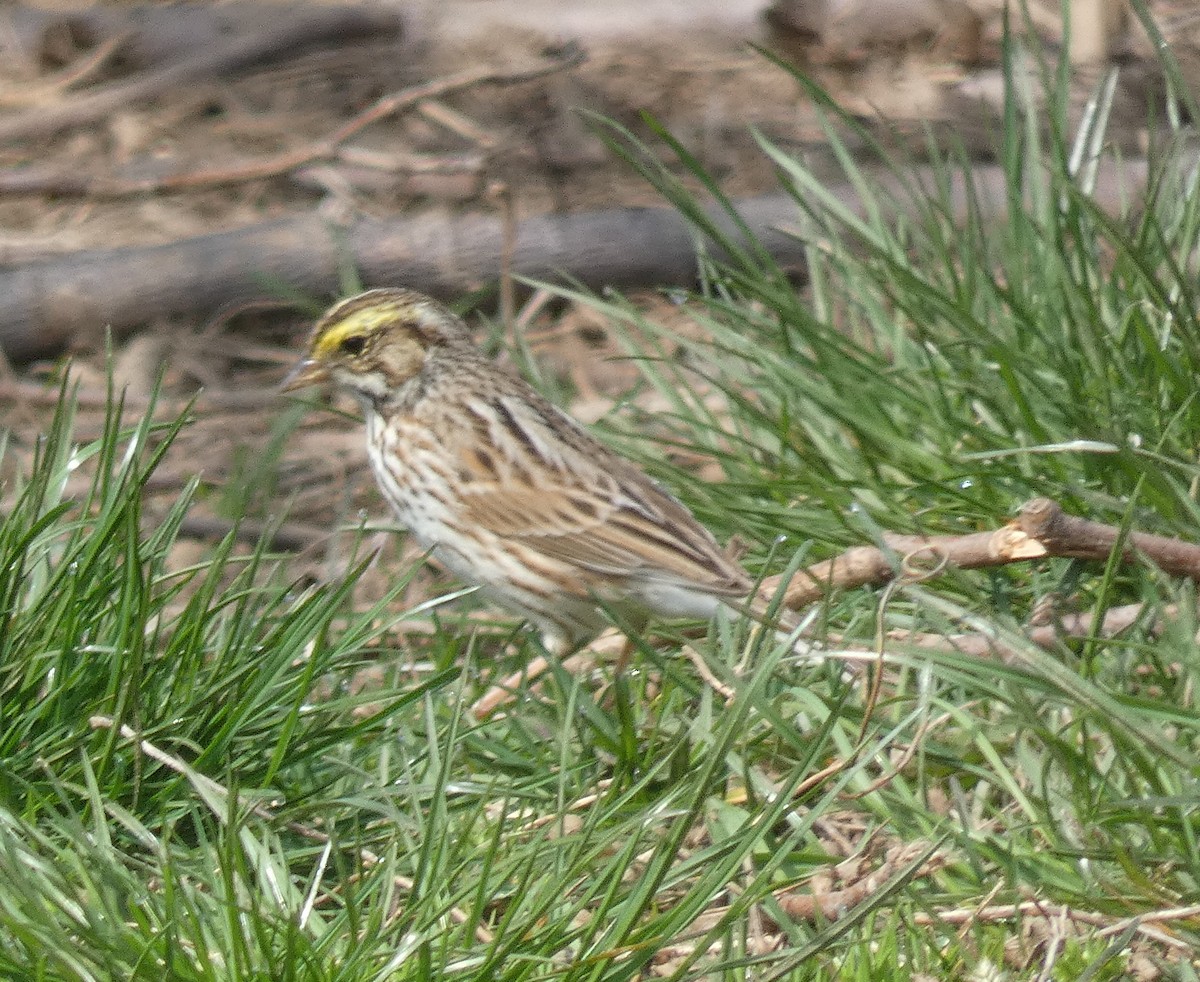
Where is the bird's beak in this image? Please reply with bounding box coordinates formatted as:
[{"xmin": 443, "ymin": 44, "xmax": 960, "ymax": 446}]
[{"xmin": 281, "ymin": 358, "xmax": 328, "ymax": 392}]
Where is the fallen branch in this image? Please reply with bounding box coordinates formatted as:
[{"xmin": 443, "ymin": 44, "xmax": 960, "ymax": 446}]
[
  {"xmin": 0, "ymin": 192, "xmax": 814, "ymax": 362},
  {"xmin": 770, "ymin": 497, "xmax": 1200, "ymax": 609},
  {"xmin": 1016, "ymin": 496, "xmax": 1200, "ymax": 578},
  {"xmin": 0, "ymin": 159, "xmax": 1153, "ymax": 363}
]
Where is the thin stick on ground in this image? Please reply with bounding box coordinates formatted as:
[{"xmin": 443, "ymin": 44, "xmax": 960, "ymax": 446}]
[
  {"xmin": 911, "ymin": 900, "xmax": 1200, "ymax": 952},
  {"xmin": 0, "ymin": 31, "xmax": 134, "ymax": 108},
  {"xmin": 884, "ymin": 600, "xmax": 1169, "ymax": 661}
]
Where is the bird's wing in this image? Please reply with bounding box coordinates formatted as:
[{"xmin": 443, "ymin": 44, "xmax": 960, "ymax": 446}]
[
  {"xmin": 453, "ymin": 394, "xmax": 750, "ymax": 597},
  {"xmin": 462, "ymin": 481, "xmax": 750, "ymax": 596}
]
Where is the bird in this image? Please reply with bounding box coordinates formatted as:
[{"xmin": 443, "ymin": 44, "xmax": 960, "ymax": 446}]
[{"xmin": 283, "ymin": 287, "xmax": 788, "ymax": 659}]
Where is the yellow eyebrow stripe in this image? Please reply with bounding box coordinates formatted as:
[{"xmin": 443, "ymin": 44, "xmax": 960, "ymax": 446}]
[{"xmin": 312, "ymin": 303, "xmax": 405, "ymax": 359}]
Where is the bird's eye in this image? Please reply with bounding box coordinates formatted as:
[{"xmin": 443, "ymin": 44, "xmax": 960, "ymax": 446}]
[{"xmin": 339, "ymin": 335, "xmax": 366, "ymax": 356}]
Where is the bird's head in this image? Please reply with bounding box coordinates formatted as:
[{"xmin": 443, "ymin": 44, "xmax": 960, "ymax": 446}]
[{"xmin": 283, "ymin": 288, "xmax": 471, "ymax": 402}]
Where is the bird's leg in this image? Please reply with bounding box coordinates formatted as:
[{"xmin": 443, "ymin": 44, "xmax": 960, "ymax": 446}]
[
  {"xmin": 612, "ymin": 635, "xmax": 636, "ymax": 678},
  {"xmin": 471, "ymin": 650, "xmax": 552, "ymax": 720},
  {"xmin": 472, "ymin": 629, "xmax": 627, "ymax": 720}
]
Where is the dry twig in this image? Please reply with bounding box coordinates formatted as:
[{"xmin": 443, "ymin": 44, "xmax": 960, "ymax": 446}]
[
  {"xmin": 0, "ymin": 31, "xmax": 133, "ymax": 108},
  {"xmin": 769, "ymin": 497, "xmax": 1200, "ymax": 608},
  {"xmin": 887, "ymin": 600, "xmax": 1169, "ymax": 661},
  {"xmin": 0, "ymin": 159, "xmax": 1156, "ymax": 363},
  {"xmin": 911, "ymin": 899, "xmax": 1200, "ymax": 952}
]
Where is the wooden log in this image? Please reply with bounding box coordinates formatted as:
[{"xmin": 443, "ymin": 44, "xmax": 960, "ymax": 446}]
[
  {"xmin": 0, "ymin": 195, "xmax": 810, "ymax": 361},
  {"xmin": 0, "ymin": 158, "xmax": 1153, "ymax": 362}
]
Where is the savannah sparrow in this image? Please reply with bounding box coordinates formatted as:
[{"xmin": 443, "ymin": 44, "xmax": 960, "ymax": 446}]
[{"xmin": 284, "ymin": 288, "xmax": 778, "ymax": 656}]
